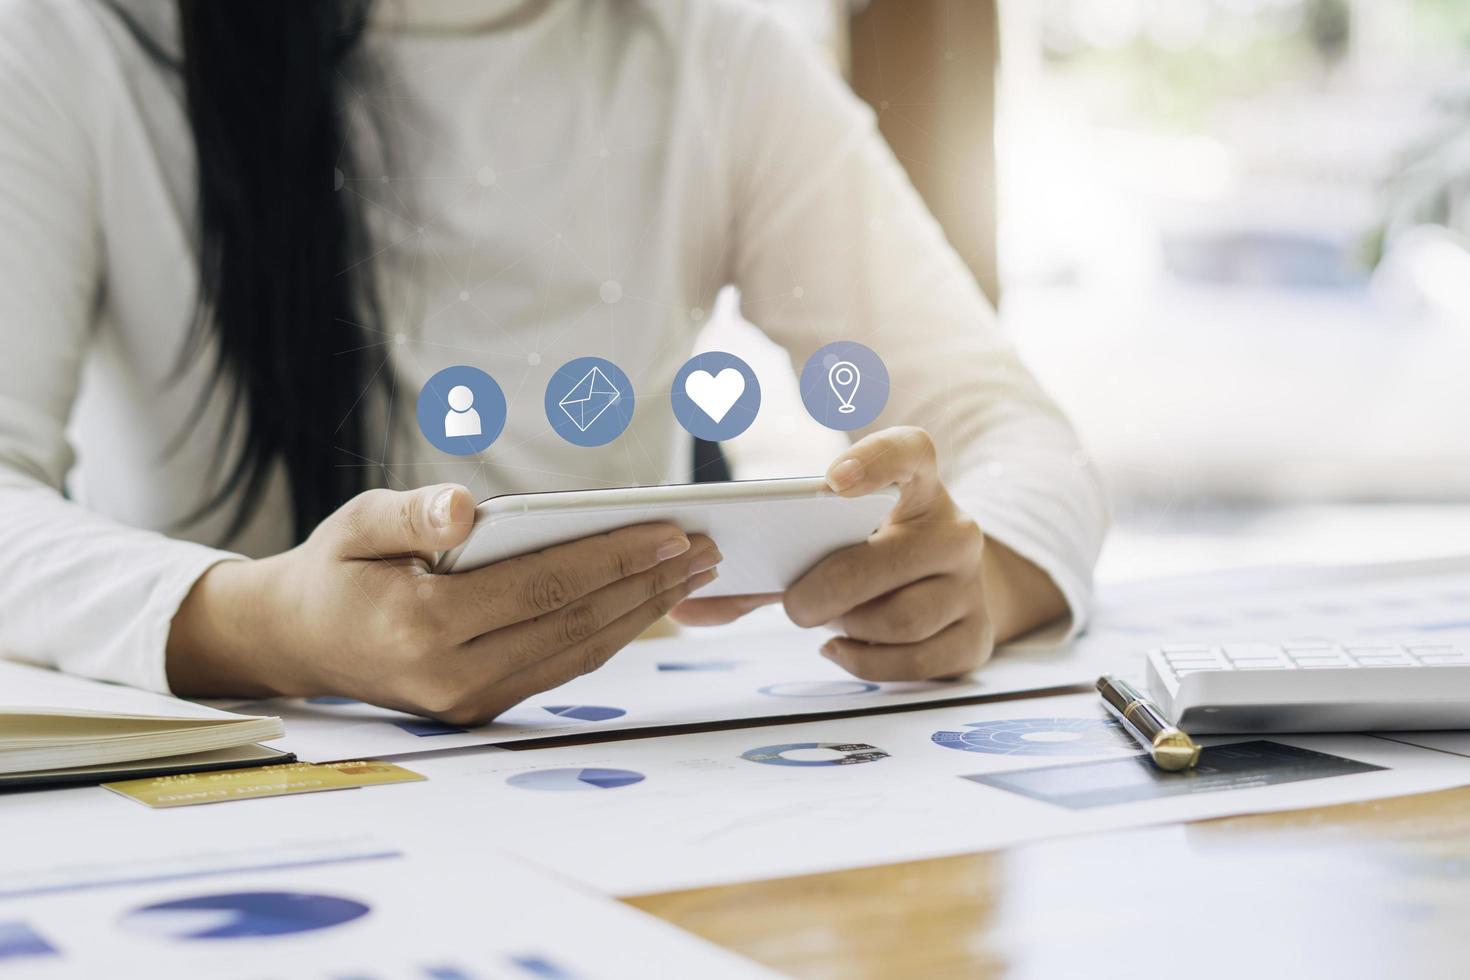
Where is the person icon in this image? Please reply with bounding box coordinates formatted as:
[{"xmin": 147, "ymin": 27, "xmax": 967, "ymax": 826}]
[
  {"xmin": 417, "ymin": 367, "xmax": 505, "ymax": 455},
  {"xmin": 443, "ymin": 384, "xmax": 482, "ymax": 438}
]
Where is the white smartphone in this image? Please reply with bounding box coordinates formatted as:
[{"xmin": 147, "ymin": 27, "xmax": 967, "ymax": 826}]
[{"xmin": 433, "ymin": 477, "xmax": 901, "ymax": 597}]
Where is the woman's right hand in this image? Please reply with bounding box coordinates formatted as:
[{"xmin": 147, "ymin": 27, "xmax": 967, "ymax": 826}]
[{"xmin": 166, "ymin": 484, "xmax": 720, "ymax": 725}]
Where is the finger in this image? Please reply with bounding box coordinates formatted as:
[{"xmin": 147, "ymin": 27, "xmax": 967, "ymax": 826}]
[
  {"xmin": 837, "ymin": 575, "xmax": 968, "ymax": 645},
  {"xmin": 824, "ymin": 426, "xmax": 945, "ymax": 521},
  {"xmin": 333, "ymin": 485, "xmax": 477, "ymax": 563},
  {"xmin": 461, "ymin": 569, "xmax": 719, "ymax": 723},
  {"xmin": 461, "ymin": 539, "xmax": 722, "ymax": 666},
  {"xmin": 431, "ymin": 522, "xmax": 695, "ymax": 635},
  {"xmin": 821, "ymin": 618, "xmax": 991, "ymax": 682},
  {"xmin": 668, "ymin": 593, "xmax": 781, "ymax": 627},
  {"xmin": 783, "ymin": 522, "xmax": 969, "ymax": 628}
]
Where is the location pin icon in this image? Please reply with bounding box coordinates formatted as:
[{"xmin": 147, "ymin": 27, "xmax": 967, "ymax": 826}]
[{"xmin": 828, "ymin": 360, "xmax": 861, "ymax": 414}]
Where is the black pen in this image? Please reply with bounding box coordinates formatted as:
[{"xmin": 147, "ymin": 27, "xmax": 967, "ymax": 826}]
[{"xmin": 1097, "ymin": 674, "xmax": 1201, "ymax": 771}]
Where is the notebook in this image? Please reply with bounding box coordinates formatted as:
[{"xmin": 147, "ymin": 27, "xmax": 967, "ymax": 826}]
[{"xmin": 0, "ymin": 660, "xmax": 289, "ymax": 788}]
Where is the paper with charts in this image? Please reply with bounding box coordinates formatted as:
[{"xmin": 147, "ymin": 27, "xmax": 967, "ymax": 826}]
[
  {"xmin": 336, "ymin": 689, "xmax": 1470, "ymax": 895},
  {"xmin": 79, "ymin": 688, "xmax": 1470, "ymax": 900},
  {"xmin": 0, "ymin": 850, "xmax": 774, "ymax": 979},
  {"xmin": 219, "ymin": 555, "xmax": 1470, "ymax": 763}
]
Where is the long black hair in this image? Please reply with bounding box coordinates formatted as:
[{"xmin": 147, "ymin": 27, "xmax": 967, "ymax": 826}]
[{"xmin": 106, "ymin": 0, "xmax": 382, "ymax": 544}]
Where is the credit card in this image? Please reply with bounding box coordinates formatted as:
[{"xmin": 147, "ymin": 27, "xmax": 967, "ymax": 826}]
[{"xmin": 103, "ymin": 759, "xmax": 425, "ymax": 809}]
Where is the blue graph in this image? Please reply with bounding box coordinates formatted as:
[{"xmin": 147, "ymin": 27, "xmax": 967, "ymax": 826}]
[
  {"xmin": 0, "ymin": 922, "xmax": 58, "ymax": 962},
  {"xmin": 740, "ymin": 742, "xmax": 890, "ymax": 767},
  {"xmin": 656, "ymin": 660, "xmax": 742, "ymax": 672},
  {"xmin": 540, "ymin": 705, "xmax": 626, "ymax": 722},
  {"xmin": 931, "ymin": 718, "xmax": 1137, "ymax": 757},
  {"xmin": 120, "ymin": 891, "xmax": 370, "ymax": 940},
  {"xmin": 506, "ymin": 768, "xmax": 646, "ymax": 792},
  {"xmin": 758, "ymin": 681, "xmax": 880, "ymax": 698}
]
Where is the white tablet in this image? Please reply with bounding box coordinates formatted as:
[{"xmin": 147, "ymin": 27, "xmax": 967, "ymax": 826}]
[{"xmin": 433, "ymin": 477, "xmax": 901, "ymax": 597}]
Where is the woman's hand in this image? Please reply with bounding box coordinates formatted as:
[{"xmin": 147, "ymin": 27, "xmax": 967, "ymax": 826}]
[
  {"xmin": 167, "ymin": 485, "xmax": 720, "ymax": 724},
  {"xmin": 670, "ymin": 427, "xmax": 1066, "ymax": 680}
]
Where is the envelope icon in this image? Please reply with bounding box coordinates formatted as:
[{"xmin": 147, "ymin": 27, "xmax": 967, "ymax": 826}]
[{"xmin": 558, "ymin": 366, "xmax": 622, "ymax": 432}]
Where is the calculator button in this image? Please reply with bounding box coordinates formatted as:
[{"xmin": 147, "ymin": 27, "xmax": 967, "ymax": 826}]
[
  {"xmin": 1355, "ymin": 657, "xmax": 1410, "ymax": 667},
  {"xmin": 1292, "ymin": 657, "xmax": 1349, "ymax": 667},
  {"xmin": 1418, "ymin": 654, "xmax": 1470, "ymax": 664}
]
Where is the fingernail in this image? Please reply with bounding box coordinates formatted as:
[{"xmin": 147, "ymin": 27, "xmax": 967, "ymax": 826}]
[
  {"xmin": 690, "ymin": 568, "xmax": 719, "ymax": 590},
  {"xmin": 688, "ymin": 546, "xmax": 723, "ymax": 575},
  {"xmin": 430, "ymin": 488, "xmax": 456, "ymax": 528},
  {"xmin": 827, "ymin": 458, "xmax": 864, "ymax": 492},
  {"xmin": 820, "ymin": 639, "xmax": 838, "ymax": 660},
  {"xmin": 656, "ymin": 536, "xmax": 691, "ymax": 561}
]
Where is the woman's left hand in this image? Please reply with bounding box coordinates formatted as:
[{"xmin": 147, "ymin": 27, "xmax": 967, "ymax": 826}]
[{"xmin": 672, "ymin": 426, "xmax": 1062, "ymax": 680}]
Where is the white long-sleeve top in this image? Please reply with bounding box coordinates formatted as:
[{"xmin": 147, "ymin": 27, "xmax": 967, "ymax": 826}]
[{"xmin": 0, "ymin": 0, "xmax": 1107, "ymax": 694}]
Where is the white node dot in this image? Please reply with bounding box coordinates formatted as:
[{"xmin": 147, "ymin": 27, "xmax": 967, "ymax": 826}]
[
  {"xmin": 476, "ymin": 166, "xmax": 496, "ymax": 186},
  {"xmin": 447, "ymin": 385, "xmax": 474, "ymax": 412},
  {"xmin": 944, "ymin": 49, "xmax": 955, "ymax": 61},
  {"xmin": 459, "ymin": 290, "xmax": 470, "ymax": 302},
  {"xmin": 879, "ymin": 100, "xmax": 890, "ymax": 111},
  {"xmin": 792, "ymin": 286, "xmax": 805, "ymax": 299},
  {"xmin": 598, "ymin": 147, "xmax": 609, "ymax": 159},
  {"xmin": 512, "ymin": 95, "xmax": 522, "ymax": 105},
  {"xmin": 380, "ymin": 175, "xmax": 389, "ymax": 183},
  {"xmin": 332, "ymin": 168, "xmax": 345, "ymax": 191},
  {"xmin": 599, "ymin": 280, "xmax": 623, "ymax": 304},
  {"xmin": 527, "ymin": 352, "xmax": 541, "ymax": 366},
  {"xmin": 394, "ymin": 332, "xmax": 407, "ymax": 346},
  {"xmin": 690, "ymin": 307, "xmax": 705, "ymax": 321},
  {"xmin": 555, "ymin": 232, "xmax": 563, "ymax": 240},
  {"xmin": 417, "ymin": 226, "xmax": 425, "ymax": 234},
  {"xmin": 417, "ymin": 583, "xmax": 433, "ymax": 600}
]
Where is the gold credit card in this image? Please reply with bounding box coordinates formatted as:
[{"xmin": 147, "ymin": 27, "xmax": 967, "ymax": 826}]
[{"xmin": 103, "ymin": 760, "xmax": 425, "ymax": 809}]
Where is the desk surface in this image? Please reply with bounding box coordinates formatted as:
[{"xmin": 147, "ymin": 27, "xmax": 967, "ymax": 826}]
[{"xmin": 631, "ymin": 784, "xmax": 1470, "ymax": 979}]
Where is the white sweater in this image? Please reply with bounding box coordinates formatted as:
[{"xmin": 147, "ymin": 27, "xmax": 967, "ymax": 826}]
[{"xmin": 0, "ymin": 0, "xmax": 1107, "ymax": 693}]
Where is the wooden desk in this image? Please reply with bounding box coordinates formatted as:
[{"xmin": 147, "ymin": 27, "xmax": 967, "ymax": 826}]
[{"xmin": 632, "ymin": 785, "xmax": 1470, "ymax": 978}]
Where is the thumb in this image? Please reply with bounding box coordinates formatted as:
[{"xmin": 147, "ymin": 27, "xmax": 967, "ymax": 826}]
[
  {"xmin": 333, "ymin": 484, "xmax": 476, "ymax": 561},
  {"xmin": 824, "ymin": 426, "xmax": 945, "ymax": 522}
]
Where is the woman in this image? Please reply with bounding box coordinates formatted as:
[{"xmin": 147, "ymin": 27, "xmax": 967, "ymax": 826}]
[{"xmin": 0, "ymin": 0, "xmax": 1105, "ymax": 724}]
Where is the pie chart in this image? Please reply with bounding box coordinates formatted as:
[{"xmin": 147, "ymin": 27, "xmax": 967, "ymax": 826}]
[
  {"xmin": 119, "ymin": 892, "xmax": 369, "ymax": 941},
  {"xmin": 931, "ymin": 718, "xmax": 1137, "ymax": 757},
  {"xmin": 506, "ymin": 767, "xmax": 646, "ymax": 792},
  {"xmin": 759, "ymin": 681, "xmax": 880, "ymax": 698},
  {"xmin": 541, "ymin": 705, "xmax": 626, "ymax": 722}
]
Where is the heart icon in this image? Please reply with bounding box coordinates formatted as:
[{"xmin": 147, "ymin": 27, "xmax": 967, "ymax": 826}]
[{"xmin": 684, "ymin": 368, "xmax": 746, "ymax": 424}]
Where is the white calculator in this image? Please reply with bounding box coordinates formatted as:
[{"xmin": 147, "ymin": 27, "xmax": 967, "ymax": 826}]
[{"xmin": 1146, "ymin": 641, "xmax": 1470, "ymax": 733}]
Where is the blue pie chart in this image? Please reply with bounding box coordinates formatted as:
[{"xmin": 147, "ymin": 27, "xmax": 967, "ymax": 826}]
[
  {"xmin": 931, "ymin": 718, "xmax": 1137, "ymax": 757},
  {"xmin": 541, "ymin": 705, "xmax": 626, "ymax": 722},
  {"xmin": 119, "ymin": 892, "xmax": 369, "ymax": 941},
  {"xmin": 506, "ymin": 767, "xmax": 646, "ymax": 792},
  {"xmin": 759, "ymin": 681, "xmax": 880, "ymax": 698}
]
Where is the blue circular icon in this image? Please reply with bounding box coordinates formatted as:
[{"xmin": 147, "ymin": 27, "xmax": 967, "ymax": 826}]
[
  {"xmin": 670, "ymin": 351, "xmax": 762, "ymax": 441},
  {"xmin": 799, "ymin": 341, "xmax": 889, "ymax": 431},
  {"xmin": 740, "ymin": 742, "xmax": 890, "ymax": 767},
  {"xmin": 544, "ymin": 357, "xmax": 635, "ymax": 447},
  {"xmin": 416, "ymin": 365, "xmax": 506, "ymax": 456}
]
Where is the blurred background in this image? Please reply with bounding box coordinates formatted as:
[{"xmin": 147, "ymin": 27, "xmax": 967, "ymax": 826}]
[{"xmin": 702, "ymin": 0, "xmax": 1470, "ymax": 585}]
